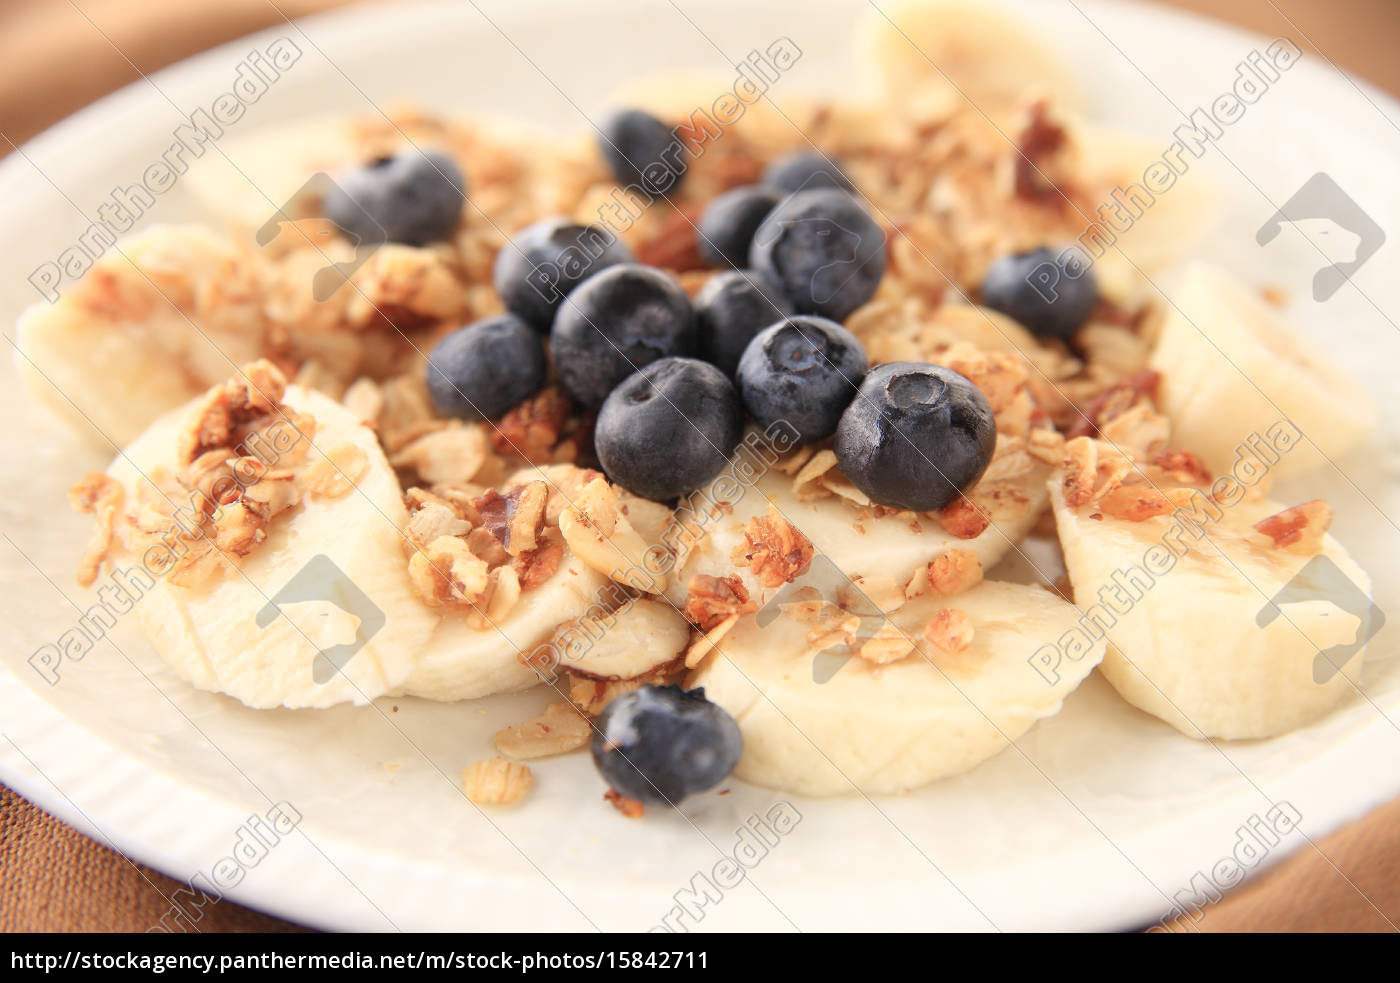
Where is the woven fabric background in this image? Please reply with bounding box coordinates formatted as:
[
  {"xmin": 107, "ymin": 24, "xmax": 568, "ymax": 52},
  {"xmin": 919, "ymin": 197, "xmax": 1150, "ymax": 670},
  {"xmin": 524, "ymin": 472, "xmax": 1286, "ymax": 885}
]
[{"xmin": 2, "ymin": 0, "xmax": 1396, "ymax": 933}]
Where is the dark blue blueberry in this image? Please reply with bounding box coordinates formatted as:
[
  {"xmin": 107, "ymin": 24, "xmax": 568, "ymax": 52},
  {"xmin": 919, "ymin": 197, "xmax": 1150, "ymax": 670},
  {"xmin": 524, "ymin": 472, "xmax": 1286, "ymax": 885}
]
[
  {"xmin": 696, "ymin": 185, "xmax": 783, "ymax": 268},
  {"xmin": 980, "ymin": 247, "xmax": 1098, "ymax": 339},
  {"xmin": 761, "ymin": 151, "xmax": 855, "ymax": 193},
  {"xmin": 551, "ymin": 264, "xmax": 696, "ymax": 408},
  {"xmin": 598, "ymin": 109, "xmax": 684, "ymax": 197},
  {"xmin": 595, "ymin": 357, "xmax": 744, "ymax": 502},
  {"xmin": 735, "ymin": 315, "xmax": 867, "ymax": 445},
  {"xmin": 694, "ymin": 270, "xmax": 793, "ymax": 377},
  {"xmin": 591, "ymin": 685, "xmax": 742, "ymax": 804},
  {"xmin": 324, "ymin": 149, "xmax": 464, "ymax": 247},
  {"xmin": 493, "ymin": 217, "xmax": 635, "ymax": 332},
  {"xmin": 425, "ymin": 313, "xmax": 548, "ymax": 422},
  {"xmin": 834, "ymin": 362, "xmax": 996, "ymax": 512},
  {"xmin": 749, "ymin": 188, "xmax": 886, "ymax": 321}
]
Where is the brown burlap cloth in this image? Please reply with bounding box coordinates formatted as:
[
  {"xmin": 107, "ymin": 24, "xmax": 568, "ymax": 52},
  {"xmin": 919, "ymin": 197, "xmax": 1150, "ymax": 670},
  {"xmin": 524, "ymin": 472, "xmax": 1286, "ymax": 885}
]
[{"xmin": 3, "ymin": 0, "xmax": 1397, "ymax": 933}]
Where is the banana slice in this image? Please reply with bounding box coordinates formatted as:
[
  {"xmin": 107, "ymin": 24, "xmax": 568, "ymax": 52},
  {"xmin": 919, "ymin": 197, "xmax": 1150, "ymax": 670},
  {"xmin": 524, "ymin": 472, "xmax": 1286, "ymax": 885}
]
[
  {"xmin": 686, "ymin": 581, "xmax": 1106, "ymax": 796},
  {"xmin": 1148, "ymin": 264, "xmax": 1376, "ymax": 480},
  {"xmin": 16, "ymin": 226, "xmax": 270, "ymax": 446},
  {"xmin": 858, "ymin": 0, "xmax": 1083, "ymax": 112},
  {"xmin": 396, "ymin": 556, "xmax": 611, "ymax": 702},
  {"xmin": 1050, "ymin": 480, "xmax": 1374, "ymax": 739},
  {"xmin": 1071, "ymin": 122, "xmax": 1219, "ymax": 286},
  {"xmin": 181, "ymin": 115, "xmax": 365, "ymax": 231},
  {"xmin": 103, "ymin": 383, "xmax": 437, "ymax": 709},
  {"xmin": 664, "ymin": 444, "xmax": 1052, "ymax": 611}
]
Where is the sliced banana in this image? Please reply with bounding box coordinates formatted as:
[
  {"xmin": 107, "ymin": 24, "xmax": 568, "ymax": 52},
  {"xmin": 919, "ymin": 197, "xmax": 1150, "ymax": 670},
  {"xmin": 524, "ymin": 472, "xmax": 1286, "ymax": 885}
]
[
  {"xmin": 1148, "ymin": 264, "xmax": 1376, "ymax": 480},
  {"xmin": 1050, "ymin": 480, "xmax": 1374, "ymax": 739},
  {"xmin": 1071, "ymin": 121, "xmax": 1219, "ymax": 284},
  {"xmin": 181, "ymin": 115, "xmax": 368, "ymax": 231},
  {"xmin": 396, "ymin": 556, "xmax": 610, "ymax": 702},
  {"xmin": 663, "ymin": 447, "xmax": 1052, "ymax": 610},
  {"xmin": 858, "ymin": 0, "xmax": 1083, "ymax": 113},
  {"xmin": 104, "ymin": 384, "xmax": 437, "ymax": 708},
  {"xmin": 16, "ymin": 226, "xmax": 270, "ymax": 446},
  {"xmin": 686, "ymin": 581, "xmax": 1107, "ymax": 796}
]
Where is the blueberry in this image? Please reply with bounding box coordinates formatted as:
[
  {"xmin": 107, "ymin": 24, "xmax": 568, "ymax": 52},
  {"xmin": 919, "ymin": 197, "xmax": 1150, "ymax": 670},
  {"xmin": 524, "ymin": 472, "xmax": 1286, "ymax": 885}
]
[
  {"xmin": 696, "ymin": 185, "xmax": 783, "ymax": 268},
  {"xmin": 980, "ymin": 247, "xmax": 1098, "ymax": 339},
  {"xmin": 694, "ymin": 270, "xmax": 793, "ymax": 377},
  {"xmin": 591, "ymin": 685, "xmax": 742, "ymax": 804},
  {"xmin": 595, "ymin": 357, "xmax": 743, "ymax": 501},
  {"xmin": 735, "ymin": 316, "xmax": 867, "ymax": 444},
  {"xmin": 761, "ymin": 151, "xmax": 855, "ymax": 193},
  {"xmin": 324, "ymin": 149, "xmax": 464, "ymax": 247},
  {"xmin": 493, "ymin": 217, "xmax": 635, "ymax": 332},
  {"xmin": 551, "ymin": 264, "xmax": 696, "ymax": 408},
  {"xmin": 749, "ymin": 188, "xmax": 886, "ymax": 321},
  {"xmin": 425, "ymin": 314, "xmax": 547, "ymax": 421},
  {"xmin": 598, "ymin": 109, "xmax": 684, "ymax": 197},
  {"xmin": 834, "ymin": 362, "xmax": 996, "ymax": 512}
]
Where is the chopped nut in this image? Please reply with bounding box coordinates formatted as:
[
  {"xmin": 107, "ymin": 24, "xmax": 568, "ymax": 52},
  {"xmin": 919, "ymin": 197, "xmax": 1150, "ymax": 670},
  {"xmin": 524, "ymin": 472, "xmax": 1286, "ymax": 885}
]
[
  {"xmin": 341, "ymin": 377, "xmax": 383, "ymax": 425},
  {"xmin": 503, "ymin": 481, "xmax": 547, "ymax": 556},
  {"xmin": 1151, "ymin": 448, "xmax": 1212, "ymax": 486},
  {"xmin": 512, "ymin": 532, "xmax": 566, "ymax": 590},
  {"xmin": 176, "ymin": 360, "xmax": 288, "ymax": 466},
  {"xmin": 409, "ymin": 535, "xmax": 490, "ymax": 605},
  {"xmin": 466, "ymin": 564, "xmax": 522, "ymax": 628},
  {"xmin": 683, "ymin": 574, "xmax": 756, "ymax": 630},
  {"xmin": 1253, "ymin": 499, "xmax": 1333, "ymax": 555},
  {"xmin": 1098, "ymin": 402, "xmax": 1170, "ymax": 456},
  {"xmin": 806, "ymin": 611, "xmax": 862, "ymax": 653},
  {"xmin": 392, "ymin": 424, "xmax": 490, "ymax": 486},
  {"xmin": 1061, "ymin": 436, "xmax": 1098, "ymax": 508},
  {"xmin": 1026, "ymin": 427, "xmax": 1066, "ymax": 465},
  {"xmin": 936, "ymin": 497, "xmax": 991, "ymax": 539},
  {"xmin": 239, "ymin": 469, "xmax": 300, "ymax": 519},
  {"xmin": 684, "ymin": 612, "xmax": 741, "ymax": 669},
  {"xmin": 793, "ymin": 449, "xmax": 839, "ymax": 500},
  {"xmin": 774, "ymin": 445, "xmax": 816, "ymax": 476},
  {"xmin": 1098, "ymin": 484, "xmax": 1176, "ymax": 522},
  {"xmin": 1067, "ymin": 371, "xmax": 1160, "ymax": 441},
  {"xmin": 493, "ymin": 386, "xmax": 572, "ymax": 462},
  {"xmin": 69, "ymin": 472, "xmax": 126, "ymax": 587},
  {"xmin": 927, "ymin": 549, "xmax": 984, "ymax": 596},
  {"xmin": 494, "ymin": 702, "xmax": 592, "ymax": 759},
  {"xmin": 604, "ymin": 788, "xmax": 645, "ymax": 819},
  {"xmin": 405, "ymin": 500, "xmax": 472, "ymax": 552},
  {"xmin": 558, "ymin": 478, "xmax": 662, "ymax": 593},
  {"xmin": 303, "ymin": 443, "xmax": 369, "ymax": 499},
  {"xmin": 732, "ymin": 504, "xmax": 814, "ymax": 589},
  {"xmin": 568, "ymin": 659, "xmax": 678, "ymax": 716},
  {"xmin": 924, "ymin": 608, "xmax": 974, "ymax": 654},
  {"xmin": 858, "ymin": 623, "xmax": 915, "ymax": 665},
  {"xmin": 461, "ymin": 757, "xmax": 533, "ymax": 806},
  {"xmin": 820, "ymin": 470, "xmax": 872, "ymax": 506}
]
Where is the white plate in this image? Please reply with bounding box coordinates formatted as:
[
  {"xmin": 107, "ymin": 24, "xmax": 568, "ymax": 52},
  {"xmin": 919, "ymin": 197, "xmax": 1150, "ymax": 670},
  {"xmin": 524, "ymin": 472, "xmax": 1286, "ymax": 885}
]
[{"xmin": 1, "ymin": 0, "xmax": 1398, "ymax": 932}]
